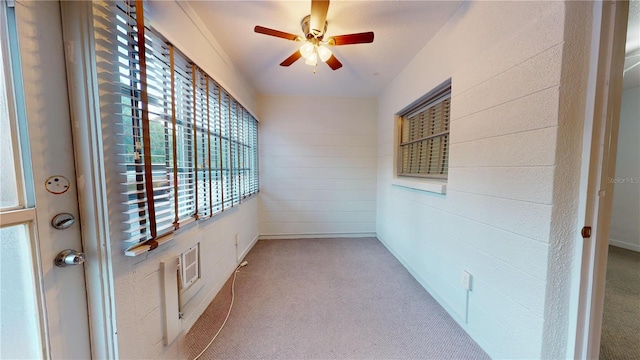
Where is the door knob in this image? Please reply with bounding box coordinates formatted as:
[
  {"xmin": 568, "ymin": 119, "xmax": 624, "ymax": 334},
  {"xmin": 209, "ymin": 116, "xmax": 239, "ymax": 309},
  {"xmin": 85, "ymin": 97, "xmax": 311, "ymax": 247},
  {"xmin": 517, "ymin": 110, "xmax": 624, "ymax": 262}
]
[{"xmin": 54, "ymin": 249, "xmax": 86, "ymax": 267}]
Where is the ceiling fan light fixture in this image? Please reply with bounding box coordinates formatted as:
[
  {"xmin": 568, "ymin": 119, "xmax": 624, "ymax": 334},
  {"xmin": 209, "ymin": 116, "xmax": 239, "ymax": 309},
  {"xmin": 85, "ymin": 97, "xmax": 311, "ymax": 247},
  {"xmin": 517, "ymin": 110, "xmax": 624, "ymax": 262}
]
[
  {"xmin": 305, "ymin": 52, "xmax": 318, "ymax": 66},
  {"xmin": 317, "ymin": 45, "xmax": 332, "ymax": 62},
  {"xmin": 254, "ymin": 0, "xmax": 374, "ymax": 71},
  {"xmin": 300, "ymin": 42, "xmax": 315, "ymax": 59}
]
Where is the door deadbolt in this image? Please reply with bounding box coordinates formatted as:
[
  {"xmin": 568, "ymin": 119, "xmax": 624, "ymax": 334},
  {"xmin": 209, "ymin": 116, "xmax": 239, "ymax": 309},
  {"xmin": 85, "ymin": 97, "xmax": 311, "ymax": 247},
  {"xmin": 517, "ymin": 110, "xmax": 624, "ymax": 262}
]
[
  {"xmin": 55, "ymin": 249, "xmax": 86, "ymax": 267},
  {"xmin": 51, "ymin": 213, "xmax": 75, "ymax": 230}
]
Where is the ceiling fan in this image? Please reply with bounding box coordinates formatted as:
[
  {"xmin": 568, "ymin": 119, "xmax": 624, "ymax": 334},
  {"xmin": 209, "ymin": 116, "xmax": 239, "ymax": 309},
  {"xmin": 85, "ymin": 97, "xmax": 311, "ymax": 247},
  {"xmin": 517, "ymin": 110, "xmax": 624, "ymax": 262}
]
[{"xmin": 254, "ymin": 0, "xmax": 374, "ymax": 71}]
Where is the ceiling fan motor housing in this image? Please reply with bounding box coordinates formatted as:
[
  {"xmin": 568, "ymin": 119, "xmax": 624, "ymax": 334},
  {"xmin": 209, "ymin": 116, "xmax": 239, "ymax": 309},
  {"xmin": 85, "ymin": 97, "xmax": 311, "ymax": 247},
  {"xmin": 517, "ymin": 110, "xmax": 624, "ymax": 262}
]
[{"xmin": 301, "ymin": 14, "xmax": 327, "ymax": 39}]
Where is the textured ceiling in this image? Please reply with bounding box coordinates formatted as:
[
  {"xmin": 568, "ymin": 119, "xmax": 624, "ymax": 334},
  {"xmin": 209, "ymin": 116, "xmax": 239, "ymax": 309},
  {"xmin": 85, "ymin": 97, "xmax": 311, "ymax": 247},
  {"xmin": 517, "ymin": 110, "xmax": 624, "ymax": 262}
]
[{"xmin": 186, "ymin": 0, "xmax": 463, "ymax": 97}]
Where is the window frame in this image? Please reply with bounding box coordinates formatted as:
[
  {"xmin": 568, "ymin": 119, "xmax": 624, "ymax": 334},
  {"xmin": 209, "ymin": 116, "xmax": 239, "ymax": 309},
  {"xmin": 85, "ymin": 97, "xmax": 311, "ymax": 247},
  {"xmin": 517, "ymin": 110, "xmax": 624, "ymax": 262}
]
[
  {"xmin": 93, "ymin": 0, "xmax": 259, "ymax": 254},
  {"xmin": 391, "ymin": 78, "xmax": 452, "ymax": 195},
  {"xmin": 396, "ymin": 79, "xmax": 451, "ymax": 181}
]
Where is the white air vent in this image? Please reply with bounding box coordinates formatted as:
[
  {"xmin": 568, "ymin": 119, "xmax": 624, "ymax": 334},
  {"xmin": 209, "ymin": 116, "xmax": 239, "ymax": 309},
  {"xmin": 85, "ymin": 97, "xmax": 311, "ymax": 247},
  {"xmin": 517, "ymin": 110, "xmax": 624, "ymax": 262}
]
[
  {"xmin": 180, "ymin": 244, "xmax": 199, "ymax": 289},
  {"xmin": 161, "ymin": 244, "xmax": 203, "ymax": 347}
]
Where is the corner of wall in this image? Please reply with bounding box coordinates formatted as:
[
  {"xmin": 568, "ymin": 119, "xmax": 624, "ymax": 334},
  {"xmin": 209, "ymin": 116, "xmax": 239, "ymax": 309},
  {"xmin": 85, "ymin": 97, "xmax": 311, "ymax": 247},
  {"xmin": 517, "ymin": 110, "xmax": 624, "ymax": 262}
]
[{"xmin": 541, "ymin": 1, "xmax": 594, "ymax": 358}]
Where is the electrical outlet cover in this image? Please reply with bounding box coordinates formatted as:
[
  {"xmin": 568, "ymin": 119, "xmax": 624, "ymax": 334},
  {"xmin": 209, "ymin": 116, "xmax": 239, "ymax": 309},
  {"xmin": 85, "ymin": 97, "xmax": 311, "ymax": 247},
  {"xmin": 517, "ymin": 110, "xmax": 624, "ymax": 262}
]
[{"xmin": 462, "ymin": 270, "xmax": 472, "ymax": 291}]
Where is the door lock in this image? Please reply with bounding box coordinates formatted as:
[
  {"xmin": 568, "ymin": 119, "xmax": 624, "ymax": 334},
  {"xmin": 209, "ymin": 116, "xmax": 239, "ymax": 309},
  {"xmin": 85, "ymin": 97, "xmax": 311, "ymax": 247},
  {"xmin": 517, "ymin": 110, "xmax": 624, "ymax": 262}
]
[
  {"xmin": 51, "ymin": 213, "xmax": 75, "ymax": 230},
  {"xmin": 54, "ymin": 249, "xmax": 86, "ymax": 267}
]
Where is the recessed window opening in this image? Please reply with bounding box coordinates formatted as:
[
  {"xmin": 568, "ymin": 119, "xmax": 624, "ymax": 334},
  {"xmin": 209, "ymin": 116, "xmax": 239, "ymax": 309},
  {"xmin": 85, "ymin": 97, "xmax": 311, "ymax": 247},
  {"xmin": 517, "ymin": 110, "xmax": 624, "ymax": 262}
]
[{"xmin": 398, "ymin": 79, "xmax": 451, "ymax": 179}]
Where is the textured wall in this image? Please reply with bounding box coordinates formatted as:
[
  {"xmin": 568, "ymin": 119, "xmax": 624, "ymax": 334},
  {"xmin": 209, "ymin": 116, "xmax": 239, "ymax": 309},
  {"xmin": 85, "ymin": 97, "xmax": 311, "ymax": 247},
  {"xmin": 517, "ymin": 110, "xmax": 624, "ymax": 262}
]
[
  {"xmin": 541, "ymin": 3, "xmax": 592, "ymax": 357},
  {"xmin": 16, "ymin": 0, "xmax": 602, "ymax": 358},
  {"xmin": 111, "ymin": 201, "xmax": 258, "ymax": 359},
  {"xmin": 376, "ymin": 2, "xmax": 591, "ymax": 358},
  {"xmin": 610, "ymin": 87, "xmax": 640, "ymax": 251},
  {"xmin": 257, "ymin": 95, "xmax": 377, "ymax": 238},
  {"xmin": 108, "ymin": 2, "xmax": 259, "ymax": 359}
]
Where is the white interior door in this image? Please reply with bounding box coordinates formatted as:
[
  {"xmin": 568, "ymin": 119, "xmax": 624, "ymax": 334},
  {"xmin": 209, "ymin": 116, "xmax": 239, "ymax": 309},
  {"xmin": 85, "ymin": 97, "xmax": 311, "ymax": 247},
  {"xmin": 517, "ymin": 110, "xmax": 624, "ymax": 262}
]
[{"xmin": 0, "ymin": 1, "xmax": 91, "ymax": 359}]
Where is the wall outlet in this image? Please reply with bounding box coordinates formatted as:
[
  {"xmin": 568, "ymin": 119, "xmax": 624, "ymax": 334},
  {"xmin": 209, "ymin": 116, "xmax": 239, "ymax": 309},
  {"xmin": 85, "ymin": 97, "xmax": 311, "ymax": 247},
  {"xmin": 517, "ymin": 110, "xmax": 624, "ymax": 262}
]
[{"xmin": 462, "ymin": 270, "xmax": 472, "ymax": 291}]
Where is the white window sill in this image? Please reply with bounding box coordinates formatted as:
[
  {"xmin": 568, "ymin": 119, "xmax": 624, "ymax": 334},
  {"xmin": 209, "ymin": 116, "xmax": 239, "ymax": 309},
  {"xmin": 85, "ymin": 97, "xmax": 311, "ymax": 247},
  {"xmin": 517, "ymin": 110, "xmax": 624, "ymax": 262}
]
[{"xmin": 391, "ymin": 178, "xmax": 447, "ymax": 195}]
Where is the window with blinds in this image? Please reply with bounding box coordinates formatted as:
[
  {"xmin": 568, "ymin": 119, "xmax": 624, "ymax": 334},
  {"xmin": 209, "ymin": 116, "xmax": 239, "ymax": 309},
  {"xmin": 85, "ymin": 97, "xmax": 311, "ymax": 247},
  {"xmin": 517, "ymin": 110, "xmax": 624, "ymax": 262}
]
[
  {"xmin": 398, "ymin": 80, "xmax": 451, "ymax": 179},
  {"xmin": 92, "ymin": 0, "xmax": 259, "ymax": 251}
]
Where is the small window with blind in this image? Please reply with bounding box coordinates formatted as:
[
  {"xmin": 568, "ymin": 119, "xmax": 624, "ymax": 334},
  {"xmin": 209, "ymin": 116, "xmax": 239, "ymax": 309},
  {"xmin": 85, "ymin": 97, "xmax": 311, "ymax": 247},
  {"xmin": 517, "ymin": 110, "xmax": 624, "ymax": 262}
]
[{"xmin": 397, "ymin": 80, "xmax": 451, "ymax": 181}]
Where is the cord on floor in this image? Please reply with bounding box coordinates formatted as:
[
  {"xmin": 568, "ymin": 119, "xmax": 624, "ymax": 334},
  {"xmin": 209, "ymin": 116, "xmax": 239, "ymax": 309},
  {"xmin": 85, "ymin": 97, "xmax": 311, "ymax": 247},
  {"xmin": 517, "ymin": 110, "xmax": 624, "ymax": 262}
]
[{"xmin": 193, "ymin": 260, "xmax": 248, "ymax": 360}]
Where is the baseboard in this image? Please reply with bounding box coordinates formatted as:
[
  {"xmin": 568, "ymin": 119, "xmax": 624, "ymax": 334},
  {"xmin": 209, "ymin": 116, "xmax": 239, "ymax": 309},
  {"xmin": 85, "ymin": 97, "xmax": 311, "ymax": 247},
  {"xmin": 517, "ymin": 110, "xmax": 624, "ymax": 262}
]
[
  {"xmin": 375, "ymin": 234, "xmax": 462, "ymax": 322},
  {"xmin": 609, "ymin": 238, "xmax": 640, "ymax": 252},
  {"xmin": 259, "ymin": 232, "xmax": 377, "ymax": 240},
  {"xmin": 238, "ymin": 234, "xmax": 260, "ymax": 262},
  {"xmin": 375, "ymin": 234, "xmax": 496, "ymax": 352}
]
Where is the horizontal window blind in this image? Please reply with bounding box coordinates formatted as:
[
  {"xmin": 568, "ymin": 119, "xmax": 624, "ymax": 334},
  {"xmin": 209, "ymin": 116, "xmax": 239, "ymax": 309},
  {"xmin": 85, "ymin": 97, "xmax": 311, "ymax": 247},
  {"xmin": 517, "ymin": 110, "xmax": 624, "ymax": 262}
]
[
  {"xmin": 172, "ymin": 49, "xmax": 196, "ymax": 224},
  {"xmin": 209, "ymin": 81, "xmax": 223, "ymax": 214},
  {"xmin": 230, "ymin": 98, "xmax": 240, "ymax": 205},
  {"xmin": 94, "ymin": 0, "xmax": 151, "ymax": 246},
  {"xmin": 219, "ymin": 89, "xmax": 232, "ymax": 210},
  {"xmin": 241, "ymin": 109, "xmax": 250, "ymax": 199},
  {"xmin": 398, "ymin": 80, "xmax": 451, "ymax": 179},
  {"xmin": 92, "ymin": 0, "xmax": 259, "ymax": 252},
  {"xmin": 194, "ymin": 66, "xmax": 208, "ymax": 218},
  {"xmin": 144, "ymin": 22, "xmax": 174, "ymax": 237},
  {"xmin": 249, "ymin": 115, "xmax": 259, "ymax": 194}
]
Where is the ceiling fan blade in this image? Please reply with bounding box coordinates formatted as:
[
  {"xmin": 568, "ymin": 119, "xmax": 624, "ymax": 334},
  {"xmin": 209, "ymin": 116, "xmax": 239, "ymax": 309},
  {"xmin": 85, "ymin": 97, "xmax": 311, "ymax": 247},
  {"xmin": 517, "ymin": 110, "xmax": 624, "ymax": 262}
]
[
  {"xmin": 254, "ymin": 26, "xmax": 300, "ymax": 41},
  {"xmin": 310, "ymin": 0, "xmax": 330, "ymax": 37},
  {"xmin": 327, "ymin": 32, "xmax": 374, "ymax": 46},
  {"xmin": 280, "ymin": 50, "xmax": 302, "ymax": 67},
  {"xmin": 325, "ymin": 54, "xmax": 342, "ymax": 70}
]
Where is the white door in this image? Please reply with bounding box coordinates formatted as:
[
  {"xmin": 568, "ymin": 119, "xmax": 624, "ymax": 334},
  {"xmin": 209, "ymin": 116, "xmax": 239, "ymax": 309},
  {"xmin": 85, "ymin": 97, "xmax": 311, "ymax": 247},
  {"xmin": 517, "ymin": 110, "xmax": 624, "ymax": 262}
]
[{"xmin": 0, "ymin": 1, "xmax": 91, "ymax": 359}]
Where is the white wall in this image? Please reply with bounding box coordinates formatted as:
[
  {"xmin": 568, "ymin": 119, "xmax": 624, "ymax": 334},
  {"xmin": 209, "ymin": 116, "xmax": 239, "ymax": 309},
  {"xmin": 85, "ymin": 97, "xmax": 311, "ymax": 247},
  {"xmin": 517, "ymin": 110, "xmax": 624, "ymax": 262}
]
[
  {"xmin": 106, "ymin": 2, "xmax": 259, "ymax": 359},
  {"xmin": 111, "ymin": 202, "xmax": 258, "ymax": 359},
  {"xmin": 610, "ymin": 86, "xmax": 640, "ymax": 251},
  {"xmin": 376, "ymin": 2, "xmax": 592, "ymax": 359},
  {"xmin": 17, "ymin": 0, "xmax": 603, "ymax": 358},
  {"xmin": 258, "ymin": 95, "xmax": 377, "ymax": 238}
]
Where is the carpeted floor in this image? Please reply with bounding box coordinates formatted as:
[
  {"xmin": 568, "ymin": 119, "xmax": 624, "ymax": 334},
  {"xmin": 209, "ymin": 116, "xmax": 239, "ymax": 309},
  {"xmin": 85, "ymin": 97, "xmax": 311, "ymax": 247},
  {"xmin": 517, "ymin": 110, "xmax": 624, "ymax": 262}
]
[
  {"xmin": 186, "ymin": 238, "xmax": 489, "ymax": 360},
  {"xmin": 599, "ymin": 245, "xmax": 640, "ymax": 360}
]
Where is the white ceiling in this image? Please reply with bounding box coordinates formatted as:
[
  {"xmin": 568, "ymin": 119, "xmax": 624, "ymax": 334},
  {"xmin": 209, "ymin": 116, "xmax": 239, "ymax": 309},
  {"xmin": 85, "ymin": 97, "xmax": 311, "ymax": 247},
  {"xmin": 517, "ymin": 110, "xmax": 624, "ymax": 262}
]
[
  {"xmin": 186, "ymin": 0, "xmax": 463, "ymax": 97},
  {"xmin": 185, "ymin": 1, "xmax": 639, "ymax": 95}
]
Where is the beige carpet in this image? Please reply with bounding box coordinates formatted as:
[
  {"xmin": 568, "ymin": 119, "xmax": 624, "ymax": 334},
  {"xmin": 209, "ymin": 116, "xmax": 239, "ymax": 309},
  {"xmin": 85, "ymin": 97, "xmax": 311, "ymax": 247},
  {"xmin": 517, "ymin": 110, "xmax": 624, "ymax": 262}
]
[
  {"xmin": 186, "ymin": 237, "xmax": 489, "ymax": 360},
  {"xmin": 600, "ymin": 245, "xmax": 640, "ymax": 360}
]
